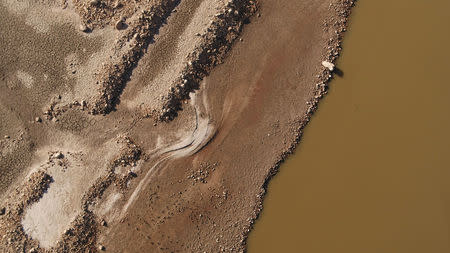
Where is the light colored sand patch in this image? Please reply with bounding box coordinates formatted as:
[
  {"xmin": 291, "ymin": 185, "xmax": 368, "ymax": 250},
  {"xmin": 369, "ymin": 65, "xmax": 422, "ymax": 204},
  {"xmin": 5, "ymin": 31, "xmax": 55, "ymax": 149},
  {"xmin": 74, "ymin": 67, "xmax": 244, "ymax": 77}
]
[
  {"xmin": 2, "ymin": 0, "xmax": 57, "ymax": 34},
  {"xmin": 21, "ymin": 133, "xmax": 124, "ymax": 249},
  {"xmin": 22, "ymin": 152, "xmax": 83, "ymax": 248},
  {"xmin": 16, "ymin": 70, "xmax": 34, "ymax": 88},
  {"xmin": 125, "ymin": 0, "xmax": 227, "ymax": 111},
  {"xmin": 99, "ymin": 191, "xmax": 122, "ymax": 216},
  {"xmin": 25, "ymin": 9, "xmax": 50, "ymax": 33},
  {"xmin": 71, "ymin": 28, "xmax": 118, "ymax": 102}
]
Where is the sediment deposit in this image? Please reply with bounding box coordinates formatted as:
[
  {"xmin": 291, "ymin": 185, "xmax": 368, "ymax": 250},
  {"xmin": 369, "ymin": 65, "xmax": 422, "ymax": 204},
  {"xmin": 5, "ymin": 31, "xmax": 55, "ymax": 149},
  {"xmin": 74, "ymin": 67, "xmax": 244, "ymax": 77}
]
[{"xmin": 0, "ymin": 0, "xmax": 355, "ymax": 252}]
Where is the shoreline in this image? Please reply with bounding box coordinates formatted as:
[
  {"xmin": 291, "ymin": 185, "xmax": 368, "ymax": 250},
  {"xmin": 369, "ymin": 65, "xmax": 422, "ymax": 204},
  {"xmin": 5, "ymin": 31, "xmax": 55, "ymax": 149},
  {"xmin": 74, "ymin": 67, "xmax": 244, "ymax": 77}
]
[
  {"xmin": 242, "ymin": 0, "xmax": 356, "ymax": 250},
  {"xmin": 0, "ymin": 0, "xmax": 357, "ymax": 252}
]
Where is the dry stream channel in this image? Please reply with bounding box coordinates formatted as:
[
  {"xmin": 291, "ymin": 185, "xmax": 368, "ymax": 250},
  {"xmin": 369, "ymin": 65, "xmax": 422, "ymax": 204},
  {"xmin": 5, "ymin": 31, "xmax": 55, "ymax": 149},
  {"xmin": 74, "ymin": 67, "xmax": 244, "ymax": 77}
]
[{"xmin": 249, "ymin": 0, "xmax": 450, "ymax": 252}]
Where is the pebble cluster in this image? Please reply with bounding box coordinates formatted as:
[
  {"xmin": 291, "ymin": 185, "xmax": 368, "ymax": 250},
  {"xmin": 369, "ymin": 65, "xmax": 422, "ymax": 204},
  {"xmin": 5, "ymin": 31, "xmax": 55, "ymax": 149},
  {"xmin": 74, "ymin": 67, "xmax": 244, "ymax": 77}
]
[
  {"xmin": 186, "ymin": 162, "xmax": 219, "ymax": 184},
  {"xmin": 72, "ymin": 0, "xmax": 143, "ymax": 30}
]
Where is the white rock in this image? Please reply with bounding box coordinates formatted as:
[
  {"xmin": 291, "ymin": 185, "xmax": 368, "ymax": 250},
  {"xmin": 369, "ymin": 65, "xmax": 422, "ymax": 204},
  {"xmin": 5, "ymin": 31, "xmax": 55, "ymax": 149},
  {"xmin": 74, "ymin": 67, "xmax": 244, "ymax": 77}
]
[
  {"xmin": 321, "ymin": 61, "xmax": 335, "ymax": 71},
  {"xmin": 53, "ymin": 152, "xmax": 64, "ymax": 159}
]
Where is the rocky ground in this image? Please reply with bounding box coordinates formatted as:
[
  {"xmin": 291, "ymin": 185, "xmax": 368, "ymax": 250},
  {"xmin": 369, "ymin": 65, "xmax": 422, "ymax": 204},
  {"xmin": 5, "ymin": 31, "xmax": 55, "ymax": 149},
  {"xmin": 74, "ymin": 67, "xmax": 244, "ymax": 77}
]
[{"xmin": 0, "ymin": 0, "xmax": 355, "ymax": 252}]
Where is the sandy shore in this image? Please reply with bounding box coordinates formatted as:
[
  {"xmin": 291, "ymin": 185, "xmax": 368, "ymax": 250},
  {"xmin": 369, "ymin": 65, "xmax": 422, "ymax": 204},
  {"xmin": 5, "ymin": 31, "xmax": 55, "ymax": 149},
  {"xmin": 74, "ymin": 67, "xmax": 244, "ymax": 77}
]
[{"xmin": 0, "ymin": 0, "xmax": 355, "ymax": 252}]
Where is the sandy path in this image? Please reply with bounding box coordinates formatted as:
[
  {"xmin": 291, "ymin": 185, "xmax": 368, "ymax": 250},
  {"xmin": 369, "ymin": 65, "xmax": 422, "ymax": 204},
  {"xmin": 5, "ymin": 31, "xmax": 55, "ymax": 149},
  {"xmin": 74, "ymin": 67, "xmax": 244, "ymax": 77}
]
[{"xmin": 123, "ymin": 0, "xmax": 228, "ymax": 112}]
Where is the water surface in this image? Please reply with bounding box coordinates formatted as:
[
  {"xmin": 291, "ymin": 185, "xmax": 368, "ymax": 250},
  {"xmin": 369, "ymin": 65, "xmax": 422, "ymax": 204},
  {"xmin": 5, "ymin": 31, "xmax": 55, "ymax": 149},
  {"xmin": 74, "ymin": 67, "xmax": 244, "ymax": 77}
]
[{"xmin": 248, "ymin": 0, "xmax": 450, "ymax": 252}]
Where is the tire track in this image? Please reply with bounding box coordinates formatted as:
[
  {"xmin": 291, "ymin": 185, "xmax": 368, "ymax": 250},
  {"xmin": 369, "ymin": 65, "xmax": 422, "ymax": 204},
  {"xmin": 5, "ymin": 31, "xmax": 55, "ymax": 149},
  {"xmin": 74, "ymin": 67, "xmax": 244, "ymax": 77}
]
[{"xmin": 119, "ymin": 90, "xmax": 214, "ymax": 219}]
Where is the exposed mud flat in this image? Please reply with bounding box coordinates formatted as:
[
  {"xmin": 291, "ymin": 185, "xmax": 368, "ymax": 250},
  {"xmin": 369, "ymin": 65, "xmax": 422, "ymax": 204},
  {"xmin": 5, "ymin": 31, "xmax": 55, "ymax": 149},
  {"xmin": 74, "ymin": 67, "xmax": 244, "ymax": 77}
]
[{"xmin": 0, "ymin": 0, "xmax": 355, "ymax": 252}]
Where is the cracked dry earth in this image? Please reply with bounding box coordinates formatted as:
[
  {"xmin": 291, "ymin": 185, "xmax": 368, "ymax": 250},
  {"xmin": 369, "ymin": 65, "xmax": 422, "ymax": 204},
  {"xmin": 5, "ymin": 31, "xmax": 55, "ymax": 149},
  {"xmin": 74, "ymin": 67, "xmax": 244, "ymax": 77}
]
[{"xmin": 0, "ymin": 0, "xmax": 355, "ymax": 252}]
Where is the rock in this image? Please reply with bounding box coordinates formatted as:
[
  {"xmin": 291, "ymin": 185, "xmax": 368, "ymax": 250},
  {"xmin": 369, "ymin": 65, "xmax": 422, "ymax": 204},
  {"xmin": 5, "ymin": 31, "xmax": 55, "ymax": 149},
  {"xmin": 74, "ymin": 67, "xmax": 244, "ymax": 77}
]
[
  {"xmin": 4, "ymin": 135, "xmax": 9, "ymax": 139},
  {"xmin": 321, "ymin": 61, "xmax": 335, "ymax": 71},
  {"xmin": 90, "ymin": 0, "xmax": 100, "ymax": 6},
  {"xmin": 99, "ymin": 245, "xmax": 105, "ymax": 251},
  {"xmin": 53, "ymin": 152, "xmax": 64, "ymax": 159},
  {"xmin": 101, "ymin": 219, "xmax": 107, "ymax": 227},
  {"xmin": 78, "ymin": 24, "xmax": 87, "ymax": 32},
  {"xmin": 35, "ymin": 117, "xmax": 42, "ymax": 123},
  {"xmin": 0, "ymin": 207, "xmax": 5, "ymax": 215},
  {"xmin": 115, "ymin": 19, "xmax": 126, "ymax": 30}
]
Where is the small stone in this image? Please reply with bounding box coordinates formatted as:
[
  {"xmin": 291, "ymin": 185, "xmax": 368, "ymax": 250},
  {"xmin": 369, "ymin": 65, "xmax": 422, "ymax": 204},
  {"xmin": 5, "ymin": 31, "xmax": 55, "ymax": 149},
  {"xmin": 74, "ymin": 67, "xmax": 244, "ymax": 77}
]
[
  {"xmin": 90, "ymin": 0, "xmax": 100, "ymax": 6},
  {"xmin": 115, "ymin": 19, "xmax": 126, "ymax": 30},
  {"xmin": 35, "ymin": 117, "xmax": 42, "ymax": 123}
]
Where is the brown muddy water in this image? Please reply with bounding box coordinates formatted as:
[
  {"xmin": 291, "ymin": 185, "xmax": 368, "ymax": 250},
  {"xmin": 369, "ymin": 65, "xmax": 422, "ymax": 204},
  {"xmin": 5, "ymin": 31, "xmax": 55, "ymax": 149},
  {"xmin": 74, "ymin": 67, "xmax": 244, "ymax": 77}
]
[{"xmin": 248, "ymin": 1, "xmax": 450, "ymax": 252}]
